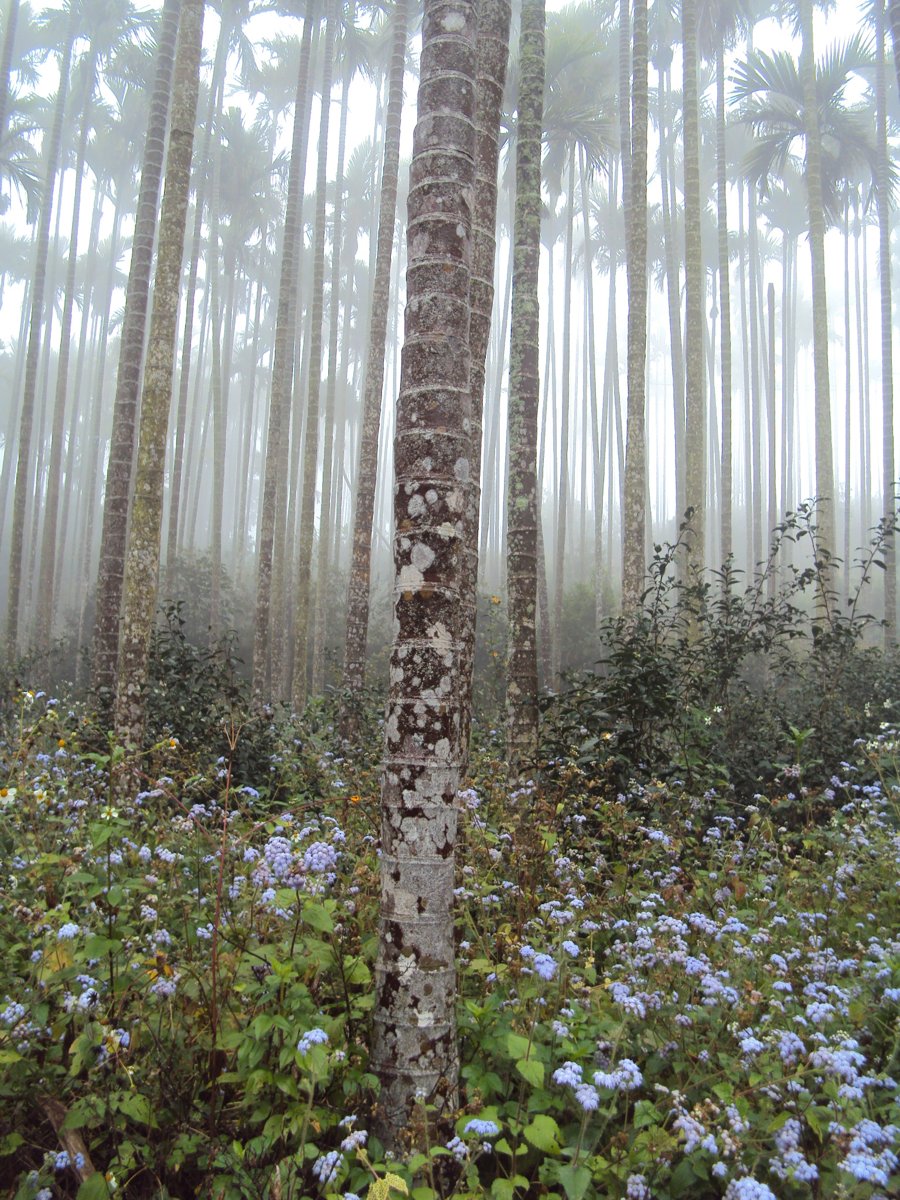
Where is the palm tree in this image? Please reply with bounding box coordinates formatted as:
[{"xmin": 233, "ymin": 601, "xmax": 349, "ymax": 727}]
[
  {"xmin": 682, "ymin": 0, "xmax": 705, "ymax": 574},
  {"xmin": 92, "ymin": 0, "xmax": 180, "ymax": 697},
  {"xmin": 340, "ymin": 0, "xmax": 411, "ymax": 733},
  {"xmin": 456, "ymin": 0, "xmax": 511, "ymax": 767},
  {"xmin": 5, "ymin": 0, "xmax": 78, "ymax": 657},
  {"xmin": 291, "ymin": 0, "xmax": 338, "ymax": 711},
  {"xmin": 370, "ymin": 0, "xmax": 479, "ymax": 1148},
  {"xmin": 114, "ymin": 0, "xmax": 204, "ymax": 750},
  {"xmin": 734, "ymin": 27, "xmax": 877, "ymax": 569},
  {"xmin": 876, "ymin": 0, "xmax": 895, "ymax": 638},
  {"xmin": 622, "ymin": 0, "xmax": 649, "ymax": 611},
  {"xmin": 506, "ymin": 0, "xmax": 544, "ymax": 779},
  {"xmin": 251, "ymin": 2, "xmax": 319, "ymax": 702}
]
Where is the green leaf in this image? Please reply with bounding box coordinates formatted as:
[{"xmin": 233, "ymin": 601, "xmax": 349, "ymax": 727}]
[
  {"xmin": 302, "ymin": 902, "xmax": 334, "ymax": 933},
  {"xmin": 369, "ymin": 1174, "xmax": 410, "ymax": 1200},
  {"xmin": 555, "ymin": 1164, "xmax": 592, "ymax": 1200},
  {"xmin": 116, "ymin": 1092, "xmax": 152, "ymax": 1125},
  {"xmin": 0, "ymin": 1048, "xmax": 22, "ymax": 1064},
  {"xmin": 515, "ymin": 1057, "xmax": 545, "ymax": 1088},
  {"xmin": 506, "ymin": 1032, "xmax": 532, "ymax": 1060},
  {"xmin": 523, "ymin": 1114, "xmax": 561, "ymax": 1154},
  {"xmin": 76, "ymin": 1176, "xmax": 111, "ymax": 1200}
]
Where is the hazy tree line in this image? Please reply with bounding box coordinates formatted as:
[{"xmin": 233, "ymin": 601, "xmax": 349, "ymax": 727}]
[{"xmin": 1, "ymin": 0, "xmax": 899, "ymax": 714}]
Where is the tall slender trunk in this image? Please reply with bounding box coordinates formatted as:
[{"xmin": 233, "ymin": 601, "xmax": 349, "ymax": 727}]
[
  {"xmin": 506, "ymin": 0, "xmax": 543, "ymax": 778},
  {"xmin": 622, "ymin": 0, "xmax": 647, "ymax": 611},
  {"xmin": 91, "ymin": 0, "xmax": 179, "ymax": 695},
  {"xmin": 552, "ymin": 152, "xmax": 575, "ymax": 678},
  {"xmin": 878, "ymin": 0, "xmax": 896, "ymax": 640},
  {"xmin": 312, "ymin": 40, "xmax": 353, "ymax": 695},
  {"xmin": 0, "ymin": 0, "xmax": 19, "ymax": 144},
  {"xmin": 114, "ymin": 0, "xmax": 204, "ymax": 750},
  {"xmin": 6, "ymin": 6, "xmax": 77, "ymax": 657},
  {"xmin": 36, "ymin": 60, "xmax": 95, "ymax": 650},
  {"xmin": 682, "ymin": 0, "xmax": 704, "ymax": 573},
  {"xmin": 716, "ymin": 35, "xmax": 732, "ymax": 566},
  {"xmin": 371, "ymin": 0, "xmax": 478, "ymax": 1146},
  {"xmin": 251, "ymin": 2, "xmax": 318, "ymax": 701},
  {"xmin": 459, "ymin": 0, "xmax": 510, "ymax": 767},
  {"xmin": 292, "ymin": 0, "xmax": 337, "ymax": 710},
  {"xmin": 799, "ymin": 0, "xmax": 835, "ymax": 565}
]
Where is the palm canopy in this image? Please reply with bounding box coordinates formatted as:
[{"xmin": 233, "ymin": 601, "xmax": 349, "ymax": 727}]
[{"xmin": 732, "ymin": 32, "xmax": 882, "ymax": 222}]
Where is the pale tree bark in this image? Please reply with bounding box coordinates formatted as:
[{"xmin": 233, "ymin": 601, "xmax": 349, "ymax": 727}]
[
  {"xmin": 36, "ymin": 58, "xmax": 95, "ymax": 651},
  {"xmin": 0, "ymin": 0, "xmax": 20, "ymax": 148},
  {"xmin": 251, "ymin": 1, "xmax": 318, "ymax": 702},
  {"xmin": 371, "ymin": 0, "xmax": 478, "ymax": 1147},
  {"xmin": 92, "ymin": 0, "xmax": 179, "ymax": 697},
  {"xmin": 459, "ymin": 0, "xmax": 510, "ymax": 769},
  {"xmin": 506, "ymin": 0, "xmax": 544, "ymax": 780},
  {"xmin": 798, "ymin": 0, "xmax": 835, "ymax": 564},
  {"xmin": 682, "ymin": 0, "xmax": 705, "ymax": 576},
  {"xmin": 337, "ymin": 0, "xmax": 410, "ymax": 729},
  {"xmin": 312, "ymin": 31, "xmax": 353, "ymax": 696},
  {"xmin": 621, "ymin": 0, "xmax": 648, "ymax": 611},
  {"xmin": 889, "ymin": 0, "xmax": 900, "ymax": 99},
  {"xmin": 6, "ymin": 3, "xmax": 78, "ymax": 658},
  {"xmin": 114, "ymin": 0, "xmax": 204, "ymax": 750},
  {"xmin": 552, "ymin": 152, "xmax": 575, "ymax": 681},
  {"xmin": 877, "ymin": 0, "xmax": 895, "ymax": 641},
  {"xmin": 716, "ymin": 34, "xmax": 732, "ymax": 566},
  {"xmin": 292, "ymin": 0, "xmax": 337, "ymax": 711}
]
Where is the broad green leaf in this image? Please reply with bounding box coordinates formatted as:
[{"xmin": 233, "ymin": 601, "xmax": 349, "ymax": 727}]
[
  {"xmin": 506, "ymin": 1032, "xmax": 532, "ymax": 1060},
  {"xmin": 76, "ymin": 1175, "xmax": 111, "ymax": 1200},
  {"xmin": 302, "ymin": 902, "xmax": 334, "ymax": 933},
  {"xmin": 515, "ymin": 1057, "xmax": 544, "ymax": 1088},
  {"xmin": 555, "ymin": 1163, "xmax": 592, "ymax": 1200},
  {"xmin": 523, "ymin": 1114, "xmax": 561, "ymax": 1154}
]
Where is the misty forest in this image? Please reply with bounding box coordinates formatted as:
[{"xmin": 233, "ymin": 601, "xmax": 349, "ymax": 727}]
[{"xmin": 2, "ymin": 0, "xmax": 900, "ymax": 1196}]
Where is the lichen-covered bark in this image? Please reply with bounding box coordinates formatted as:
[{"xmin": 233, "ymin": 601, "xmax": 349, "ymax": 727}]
[
  {"xmin": 371, "ymin": 0, "xmax": 478, "ymax": 1147},
  {"xmin": 251, "ymin": 1, "xmax": 317, "ymax": 703},
  {"xmin": 505, "ymin": 0, "xmax": 544, "ymax": 780},
  {"xmin": 340, "ymin": 0, "xmax": 410, "ymax": 736},
  {"xmin": 292, "ymin": 0, "xmax": 337, "ymax": 712},
  {"xmin": 799, "ymin": 0, "xmax": 835, "ymax": 564},
  {"xmin": 621, "ymin": 0, "xmax": 648, "ymax": 612},
  {"xmin": 459, "ymin": 0, "xmax": 510, "ymax": 769},
  {"xmin": 682, "ymin": 0, "xmax": 705, "ymax": 576},
  {"xmin": 114, "ymin": 0, "xmax": 204, "ymax": 751},
  {"xmin": 92, "ymin": 0, "xmax": 179, "ymax": 697}
]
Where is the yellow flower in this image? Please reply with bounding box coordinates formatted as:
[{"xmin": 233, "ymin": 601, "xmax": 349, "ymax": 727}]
[
  {"xmin": 57, "ymin": 738, "xmax": 66, "ymax": 748},
  {"xmin": 349, "ymin": 794, "xmax": 362, "ymax": 806}
]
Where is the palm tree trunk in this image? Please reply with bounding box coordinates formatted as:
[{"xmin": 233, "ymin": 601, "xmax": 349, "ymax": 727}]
[
  {"xmin": 459, "ymin": 0, "xmax": 510, "ymax": 767},
  {"xmin": 5, "ymin": 4, "xmax": 78, "ymax": 657},
  {"xmin": 506, "ymin": 0, "xmax": 543, "ymax": 778},
  {"xmin": 114, "ymin": 0, "xmax": 204, "ymax": 750},
  {"xmin": 251, "ymin": 0, "xmax": 318, "ymax": 701},
  {"xmin": 622, "ymin": 0, "xmax": 648, "ymax": 611},
  {"xmin": 91, "ymin": 0, "xmax": 179, "ymax": 695},
  {"xmin": 292, "ymin": 0, "xmax": 338, "ymax": 710},
  {"xmin": 0, "ymin": 0, "xmax": 19, "ymax": 144},
  {"xmin": 799, "ymin": 0, "xmax": 836, "ymax": 564},
  {"xmin": 877, "ymin": 0, "xmax": 896, "ymax": 639},
  {"xmin": 552, "ymin": 151, "xmax": 575, "ymax": 679},
  {"xmin": 371, "ymin": 0, "xmax": 478, "ymax": 1147},
  {"xmin": 682, "ymin": 0, "xmax": 704, "ymax": 573},
  {"xmin": 716, "ymin": 35, "xmax": 733, "ymax": 566}
]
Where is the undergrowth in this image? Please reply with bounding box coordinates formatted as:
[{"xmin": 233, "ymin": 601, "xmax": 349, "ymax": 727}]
[{"xmin": 0, "ymin": 683, "xmax": 897, "ymax": 1199}]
